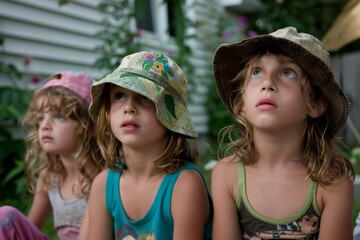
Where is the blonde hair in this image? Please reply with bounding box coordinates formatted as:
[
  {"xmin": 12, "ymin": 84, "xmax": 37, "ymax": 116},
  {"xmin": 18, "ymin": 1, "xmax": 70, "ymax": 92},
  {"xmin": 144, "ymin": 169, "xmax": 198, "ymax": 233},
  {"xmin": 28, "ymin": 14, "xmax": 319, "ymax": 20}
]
[
  {"xmin": 22, "ymin": 86, "xmax": 102, "ymax": 197},
  {"xmin": 218, "ymin": 51, "xmax": 354, "ymax": 186},
  {"xmin": 95, "ymin": 84, "xmax": 198, "ymax": 173}
]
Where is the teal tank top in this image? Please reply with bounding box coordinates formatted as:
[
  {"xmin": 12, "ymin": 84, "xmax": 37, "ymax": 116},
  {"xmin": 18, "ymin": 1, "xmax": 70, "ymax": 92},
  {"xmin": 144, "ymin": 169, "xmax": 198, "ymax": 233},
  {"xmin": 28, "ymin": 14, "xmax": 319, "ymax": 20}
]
[
  {"xmin": 106, "ymin": 162, "xmax": 213, "ymax": 240},
  {"xmin": 236, "ymin": 161, "xmax": 321, "ymax": 239}
]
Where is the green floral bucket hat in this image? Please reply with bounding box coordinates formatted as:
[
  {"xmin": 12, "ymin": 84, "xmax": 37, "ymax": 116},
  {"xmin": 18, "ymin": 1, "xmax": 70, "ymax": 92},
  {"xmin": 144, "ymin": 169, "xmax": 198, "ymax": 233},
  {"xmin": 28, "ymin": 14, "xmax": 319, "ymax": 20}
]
[{"xmin": 89, "ymin": 51, "xmax": 198, "ymax": 138}]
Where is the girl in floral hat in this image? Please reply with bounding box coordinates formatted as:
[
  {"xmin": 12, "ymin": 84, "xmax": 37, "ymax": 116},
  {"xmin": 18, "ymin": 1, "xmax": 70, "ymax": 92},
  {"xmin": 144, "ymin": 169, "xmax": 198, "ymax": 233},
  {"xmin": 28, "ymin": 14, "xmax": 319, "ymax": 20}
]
[
  {"xmin": 211, "ymin": 27, "xmax": 354, "ymax": 239},
  {"xmin": 79, "ymin": 51, "xmax": 212, "ymax": 240},
  {"xmin": 0, "ymin": 71, "xmax": 103, "ymax": 240}
]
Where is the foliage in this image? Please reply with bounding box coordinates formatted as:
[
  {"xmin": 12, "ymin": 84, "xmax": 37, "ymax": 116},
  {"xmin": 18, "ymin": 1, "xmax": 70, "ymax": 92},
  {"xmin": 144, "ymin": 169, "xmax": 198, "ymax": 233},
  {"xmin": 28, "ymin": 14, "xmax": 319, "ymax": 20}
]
[
  {"xmin": 94, "ymin": 0, "xmax": 195, "ymax": 81},
  {"xmin": 94, "ymin": 0, "xmax": 142, "ymax": 73},
  {"xmin": 0, "ymin": 54, "xmax": 32, "ymax": 208},
  {"xmin": 248, "ymin": 0, "xmax": 351, "ymax": 39}
]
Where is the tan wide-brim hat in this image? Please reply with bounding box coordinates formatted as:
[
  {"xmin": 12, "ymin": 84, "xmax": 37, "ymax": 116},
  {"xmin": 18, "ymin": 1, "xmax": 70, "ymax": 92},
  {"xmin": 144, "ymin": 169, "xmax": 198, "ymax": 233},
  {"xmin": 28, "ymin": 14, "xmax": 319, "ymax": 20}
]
[
  {"xmin": 89, "ymin": 51, "xmax": 198, "ymax": 138},
  {"xmin": 213, "ymin": 27, "xmax": 349, "ymax": 139}
]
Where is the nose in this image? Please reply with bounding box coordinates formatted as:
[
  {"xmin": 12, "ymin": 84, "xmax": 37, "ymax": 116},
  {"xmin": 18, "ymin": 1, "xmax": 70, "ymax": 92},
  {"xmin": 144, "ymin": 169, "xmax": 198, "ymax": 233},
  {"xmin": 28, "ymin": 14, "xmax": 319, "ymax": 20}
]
[
  {"xmin": 123, "ymin": 97, "xmax": 137, "ymax": 114},
  {"xmin": 40, "ymin": 118, "xmax": 52, "ymax": 131},
  {"xmin": 261, "ymin": 75, "xmax": 277, "ymax": 92}
]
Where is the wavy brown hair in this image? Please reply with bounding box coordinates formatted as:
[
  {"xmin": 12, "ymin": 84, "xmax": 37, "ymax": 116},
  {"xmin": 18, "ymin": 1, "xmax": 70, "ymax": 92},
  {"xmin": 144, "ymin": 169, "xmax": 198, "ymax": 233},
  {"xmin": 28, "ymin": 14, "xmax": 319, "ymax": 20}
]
[
  {"xmin": 218, "ymin": 51, "xmax": 354, "ymax": 187},
  {"xmin": 22, "ymin": 85, "xmax": 103, "ymax": 197},
  {"xmin": 95, "ymin": 84, "xmax": 198, "ymax": 173}
]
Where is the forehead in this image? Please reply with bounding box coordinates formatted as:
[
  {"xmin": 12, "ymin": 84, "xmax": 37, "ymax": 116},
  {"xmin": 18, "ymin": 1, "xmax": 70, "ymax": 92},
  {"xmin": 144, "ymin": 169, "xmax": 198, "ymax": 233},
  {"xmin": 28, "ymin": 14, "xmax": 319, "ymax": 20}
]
[{"xmin": 251, "ymin": 52, "xmax": 297, "ymax": 65}]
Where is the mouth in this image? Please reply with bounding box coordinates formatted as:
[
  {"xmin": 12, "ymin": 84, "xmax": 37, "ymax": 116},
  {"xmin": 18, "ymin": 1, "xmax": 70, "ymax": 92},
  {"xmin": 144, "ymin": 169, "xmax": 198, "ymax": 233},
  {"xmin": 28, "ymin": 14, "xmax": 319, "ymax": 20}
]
[
  {"xmin": 121, "ymin": 121, "xmax": 140, "ymax": 131},
  {"xmin": 256, "ymin": 99, "xmax": 278, "ymax": 108},
  {"xmin": 41, "ymin": 136, "xmax": 54, "ymax": 141}
]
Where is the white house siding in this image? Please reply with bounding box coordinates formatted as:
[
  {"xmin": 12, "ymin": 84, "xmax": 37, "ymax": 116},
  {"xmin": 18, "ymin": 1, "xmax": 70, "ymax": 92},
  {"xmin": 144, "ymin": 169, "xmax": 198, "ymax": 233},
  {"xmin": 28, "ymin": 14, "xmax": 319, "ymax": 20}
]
[
  {"xmin": 0, "ymin": 0, "xmax": 220, "ymax": 140},
  {"xmin": 332, "ymin": 52, "xmax": 360, "ymax": 146}
]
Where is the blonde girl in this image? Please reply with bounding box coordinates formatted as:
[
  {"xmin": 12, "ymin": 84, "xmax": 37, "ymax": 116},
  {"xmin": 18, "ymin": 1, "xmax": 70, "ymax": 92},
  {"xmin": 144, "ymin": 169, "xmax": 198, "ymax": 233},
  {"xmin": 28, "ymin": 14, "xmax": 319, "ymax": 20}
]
[{"xmin": 0, "ymin": 71, "xmax": 102, "ymax": 240}]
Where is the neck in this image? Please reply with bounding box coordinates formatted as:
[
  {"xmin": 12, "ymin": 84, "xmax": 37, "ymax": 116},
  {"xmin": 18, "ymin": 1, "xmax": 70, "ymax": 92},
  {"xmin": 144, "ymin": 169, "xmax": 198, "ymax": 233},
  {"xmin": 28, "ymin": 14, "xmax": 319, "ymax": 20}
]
[{"xmin": 252, "ymin": 128, "xmax": 304, "ymax": 167}]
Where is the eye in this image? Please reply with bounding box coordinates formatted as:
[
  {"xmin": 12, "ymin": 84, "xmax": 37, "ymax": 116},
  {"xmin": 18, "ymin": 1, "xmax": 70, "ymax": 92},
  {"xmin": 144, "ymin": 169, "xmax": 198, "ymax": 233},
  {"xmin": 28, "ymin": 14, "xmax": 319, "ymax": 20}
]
[
  {"xmin": 55, "ymin": 114, "xmax": 65, "ymax": 120},
  {"xmin": 251, "ymin": 68, "xmax": 263, "ymax": 77},
  {"xmin": 281, "ymin": 69, "xmax": 297, "ymax": 79},
  {"xmin": 37, "ymin": 115, "xmax": 44, "ymax": 123},
  {"xmin": 112, "ymin": 91, "xmax": 125, "ymax": 102},
  {"xmin": 138, "ymin": 95, "xmax": 151, "ymax": 102}
]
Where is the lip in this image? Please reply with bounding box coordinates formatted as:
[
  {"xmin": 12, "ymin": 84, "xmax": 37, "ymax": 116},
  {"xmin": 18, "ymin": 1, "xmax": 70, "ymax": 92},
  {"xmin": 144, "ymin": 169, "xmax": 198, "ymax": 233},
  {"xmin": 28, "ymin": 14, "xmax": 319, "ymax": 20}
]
[
  {"xmin": 121, "ymin": 120, "xmax": 140, "ymax": 132},
  {"xmin": 41, "ymin": 135, "xmax": 54, "ymax": 142},
  {"xmin": 256, "ymin": 98, "xmax": 278, "ymax": 109}
]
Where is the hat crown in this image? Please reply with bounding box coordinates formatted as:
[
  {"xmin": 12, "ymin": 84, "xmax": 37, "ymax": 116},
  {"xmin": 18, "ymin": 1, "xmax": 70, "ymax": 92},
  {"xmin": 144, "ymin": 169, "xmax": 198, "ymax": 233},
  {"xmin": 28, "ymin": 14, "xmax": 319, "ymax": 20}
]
[
  {"xmin": 270, "ymin": 27, "xmax": 333, "ymax": 71},
  {"xmin": 43, "ymin": 71, "xmax": 93, "ymax": 104},
  {"xmin": 115, "ymin": 51, "xmax": 188, "ymax": 104}
]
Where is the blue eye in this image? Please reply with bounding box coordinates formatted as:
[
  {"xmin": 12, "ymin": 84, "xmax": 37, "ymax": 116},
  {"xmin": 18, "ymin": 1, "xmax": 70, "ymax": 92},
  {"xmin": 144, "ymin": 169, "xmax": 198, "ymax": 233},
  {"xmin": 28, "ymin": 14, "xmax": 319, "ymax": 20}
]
[
  {"xmin": 251, "ymin": 68, "xmax": 263, "ymax": 77},
  {"xmin": 55, "ymin": 114, "xmax": 65, "ymax": 120},
  {"xmin": 281, "ymin": 70, "xmax": 297, "ymax": 78}
]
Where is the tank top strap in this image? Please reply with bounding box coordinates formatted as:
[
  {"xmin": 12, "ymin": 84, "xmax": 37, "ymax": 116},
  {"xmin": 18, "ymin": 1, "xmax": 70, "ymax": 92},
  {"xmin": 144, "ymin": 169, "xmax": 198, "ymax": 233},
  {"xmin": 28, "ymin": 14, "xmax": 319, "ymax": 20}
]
[
  {"xmin": 162, "ymin": 162, "xmax": 199, "ymax": 222},
  {"xmin": 236, "ymin": 160, "xmax": 321, "ymax": 222},
  {"xmin": 106, "ymin": 170, "xmax": 121, "ymax": 214}
]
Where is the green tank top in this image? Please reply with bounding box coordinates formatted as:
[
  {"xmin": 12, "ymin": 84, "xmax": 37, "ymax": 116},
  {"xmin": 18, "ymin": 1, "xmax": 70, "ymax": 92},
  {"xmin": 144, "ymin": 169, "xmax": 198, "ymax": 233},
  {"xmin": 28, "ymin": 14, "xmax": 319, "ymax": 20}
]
[{"xmin": 236, "ymin": 161, "xmax": 321, "ymax": 239}]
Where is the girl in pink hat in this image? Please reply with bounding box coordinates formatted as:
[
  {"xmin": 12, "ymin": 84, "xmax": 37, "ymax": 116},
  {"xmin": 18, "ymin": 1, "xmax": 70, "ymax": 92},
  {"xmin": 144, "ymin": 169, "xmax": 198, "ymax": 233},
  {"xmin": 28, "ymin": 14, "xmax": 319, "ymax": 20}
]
[
  {"xmin": 211, "ymin": 27, "xmax": 354, "ymax": 240},
  {"xmin": 0, "ymin": 71, "xmax": 103, "ymax": 240}
]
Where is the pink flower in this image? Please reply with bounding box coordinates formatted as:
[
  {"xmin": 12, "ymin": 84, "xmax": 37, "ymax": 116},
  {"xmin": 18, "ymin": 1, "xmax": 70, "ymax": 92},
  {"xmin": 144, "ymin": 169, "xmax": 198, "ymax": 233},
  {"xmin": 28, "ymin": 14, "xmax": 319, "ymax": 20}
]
[
  {"xmin": 221, "ymin": 30, "xmax": 233, "ymax": 39},
  {"xmin": 237, "ymin": 16, "xmax": 248, "ymax": 26},
  {"xmin": 23, "ymin": 56, "xmax": 32, "ymax": 66},
  {"xmin": 135, "ymin": 29, "xmax": 142, "ymax": 37},
  {"xmin": 247, "ymin": 30, "xmax": 258, "ymax": 37},
  {"xmin": 29, "ymin": 75, "xmax": 43, "ymax": 85}
]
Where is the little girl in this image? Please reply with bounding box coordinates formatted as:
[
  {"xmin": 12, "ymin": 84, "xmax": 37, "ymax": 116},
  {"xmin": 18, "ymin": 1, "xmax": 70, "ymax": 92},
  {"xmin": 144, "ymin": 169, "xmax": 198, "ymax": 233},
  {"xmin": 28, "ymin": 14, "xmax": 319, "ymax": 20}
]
[
  {"xmin": 211, "ymin": 27, "xmax": 354, "ymax": 239},
  {"xmin": 80, "ymin": 51, "xmax": 213, "ymax": 240},
  {"xmin": 0, "ymin": 71, "xmax": 103, "ymax": 240}
]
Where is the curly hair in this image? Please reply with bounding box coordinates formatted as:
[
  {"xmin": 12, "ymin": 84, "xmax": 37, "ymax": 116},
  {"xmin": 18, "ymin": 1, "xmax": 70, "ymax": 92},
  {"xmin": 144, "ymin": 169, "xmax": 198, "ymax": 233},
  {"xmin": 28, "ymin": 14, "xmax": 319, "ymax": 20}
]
[
  {"xmin": 22, "ymin": 86, "xmax": 103, "ymax": 197},
  {"xmin": 95, "ymin": 84, "xmax": 198, "ymax": 173},
  {"xmin": 218, "ymin": 51, "xmax": 354, "ymax": 187}
]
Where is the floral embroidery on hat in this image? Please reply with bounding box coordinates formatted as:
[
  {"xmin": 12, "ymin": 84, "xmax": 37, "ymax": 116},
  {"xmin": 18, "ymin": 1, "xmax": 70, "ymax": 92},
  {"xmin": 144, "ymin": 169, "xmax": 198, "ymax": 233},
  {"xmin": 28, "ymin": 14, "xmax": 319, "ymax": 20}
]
[{"xmin": 139, "ymin": 52, "xmax": 175, "ymax": 83}]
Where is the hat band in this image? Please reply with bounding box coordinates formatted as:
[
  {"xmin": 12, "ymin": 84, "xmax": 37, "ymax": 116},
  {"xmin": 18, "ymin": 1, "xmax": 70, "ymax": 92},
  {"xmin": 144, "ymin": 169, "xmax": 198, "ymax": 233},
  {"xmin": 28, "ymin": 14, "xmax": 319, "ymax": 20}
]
[{"xmin": 118, "ymin": 68, "xmax": 186, "ymax": 106}]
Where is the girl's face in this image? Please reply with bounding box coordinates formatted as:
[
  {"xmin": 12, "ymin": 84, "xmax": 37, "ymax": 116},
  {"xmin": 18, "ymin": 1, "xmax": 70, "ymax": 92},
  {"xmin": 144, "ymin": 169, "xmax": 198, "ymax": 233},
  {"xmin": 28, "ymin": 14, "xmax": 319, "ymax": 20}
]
[
  {"xmin": 37, "ymin": 110, "xmax": 80, "ymax": 157},
  {"xmin": 242, "ymin": 54, "xmax": 312, "ymax": 134},
  {"xmin": 109, "ymin": 85, "xmax": 168, "ymax": 148}
]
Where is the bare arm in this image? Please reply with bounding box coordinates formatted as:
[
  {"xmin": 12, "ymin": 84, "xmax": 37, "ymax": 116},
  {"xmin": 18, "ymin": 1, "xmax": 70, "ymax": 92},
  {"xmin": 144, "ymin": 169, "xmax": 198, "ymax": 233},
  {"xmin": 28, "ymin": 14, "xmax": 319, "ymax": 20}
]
[
  {"xmin": 27, "ymin": 172, "xmax": 52, "ymax": 229},
  {"xmin": 318, "ymin": 176, "xmax": 354, "ymax": 240},
  {"xmin": 84, "ymin": 170, "xmax": 114, "ymax": 240},
  {"xmin": 211, "ymin": 159, "xmax": 242, "ymax": 239},
  {"xmin": 78, "ymin": 201, "xmax": 90, "ymax": 240},
  {"xmin": 172, "ymin": 169, "xmax": 210, "ymax": 240}
]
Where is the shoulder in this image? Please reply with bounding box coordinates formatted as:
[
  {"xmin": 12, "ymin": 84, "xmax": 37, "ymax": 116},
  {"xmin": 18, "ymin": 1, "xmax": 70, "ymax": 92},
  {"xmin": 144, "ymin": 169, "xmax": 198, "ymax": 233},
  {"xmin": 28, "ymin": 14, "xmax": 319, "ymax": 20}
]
[
  {"xmin": 211, "ymin": 155, "xmax": 238, "ymax": 182},
  {"xmin": 172, "ymin": 166, "xmax": 209, "ymax": 203},
  {"xmin": 318, "ymin": 175, "xmax": 354, "ymax": 206},
  {"xmin": 175, "ymin": 167, "xmax": 206, "ymax": 191},
  {"xmin": 91, "ymin": 169, "xmax": 109, "ymax": 191}
]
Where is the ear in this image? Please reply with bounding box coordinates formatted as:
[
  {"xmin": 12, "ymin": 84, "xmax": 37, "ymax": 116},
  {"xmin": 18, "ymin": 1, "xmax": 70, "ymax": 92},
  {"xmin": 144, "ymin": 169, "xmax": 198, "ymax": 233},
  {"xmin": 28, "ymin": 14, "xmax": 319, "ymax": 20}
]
[{"xmin": 308, "ymin": 96, "xmax": 326, "ymax": 118}]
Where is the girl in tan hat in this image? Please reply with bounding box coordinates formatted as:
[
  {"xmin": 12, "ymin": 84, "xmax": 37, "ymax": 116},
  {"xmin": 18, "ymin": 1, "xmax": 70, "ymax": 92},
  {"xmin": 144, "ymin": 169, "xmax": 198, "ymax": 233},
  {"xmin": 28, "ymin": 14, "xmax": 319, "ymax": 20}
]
[
  {"xmin": 0, "ymin": 71, "xmax": 102, "ymax": 240},
  {"xmin": 211, "ymin": 27, "xmax": 354, "ymax": 239},
  {"xmin": 80, "ymin": 51, "xmax": 212, "ymax": 239}
]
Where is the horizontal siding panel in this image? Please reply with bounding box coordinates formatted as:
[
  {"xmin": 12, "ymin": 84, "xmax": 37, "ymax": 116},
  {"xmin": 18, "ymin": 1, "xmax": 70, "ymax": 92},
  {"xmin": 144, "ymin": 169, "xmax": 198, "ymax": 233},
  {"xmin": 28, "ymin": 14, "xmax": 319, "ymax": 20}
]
[
  {"xmin": 3, "ymin": 38, "xmax": 98, "ymax": 66},
  {"xmin": 0, "ymin": 1, "xmax": 102, "ymax": 35},
  {"xmin": 0, "ymin": 55, "xmax": 105, "ymax": 80},
  {"xmin": 0, "ymin": 19, "xmax": 102, "ymax": 50}
]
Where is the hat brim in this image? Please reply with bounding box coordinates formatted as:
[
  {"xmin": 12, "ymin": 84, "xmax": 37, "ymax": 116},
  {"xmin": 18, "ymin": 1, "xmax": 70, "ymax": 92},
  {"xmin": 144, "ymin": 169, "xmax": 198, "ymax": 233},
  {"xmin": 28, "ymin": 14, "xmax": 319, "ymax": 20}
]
[
  {"xmin": 89, "ymin": 72, "xmax": 198, "ymax": 138},
  {"xmin": 213, "ymin": 35, "xmax": 348, "ymax": 138}
]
